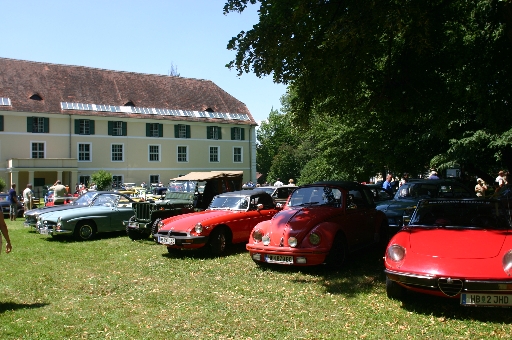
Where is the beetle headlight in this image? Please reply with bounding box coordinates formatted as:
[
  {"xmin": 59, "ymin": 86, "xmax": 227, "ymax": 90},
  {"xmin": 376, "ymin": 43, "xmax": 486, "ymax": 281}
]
[
  {"xmin": 157, "ymin": 220, "xmax": 164, "ymax": 229},
  {"xmin": 288, "ymin": 237, "xmax": 297, "ymax": 247},
  {"xmin": 387, "ymin": 244, "xmax": 406, "ymax": 262},
  {"xmin": 252, "ymin": 229, "xmax": 263, "ymax": 242},
  {"xmin": 262, "ymin": 234, "xmax": 270, "ymax": 246},
  {"xmin": 195, "ymin": 223, "xmax": 203, "ymax": 234},
  {"xmin": 502, "ymin": 250, "xmax": 512, "ymax": 276},
  {"xmin": 309, "ymin": 233, "xmax": 321, "ymax": 245}
]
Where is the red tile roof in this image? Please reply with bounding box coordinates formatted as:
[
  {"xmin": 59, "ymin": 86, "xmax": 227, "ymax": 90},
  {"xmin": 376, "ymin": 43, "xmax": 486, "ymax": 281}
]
[{"xmin": 0, "ymin": 58, "xmax": 255, "ymax": 124}]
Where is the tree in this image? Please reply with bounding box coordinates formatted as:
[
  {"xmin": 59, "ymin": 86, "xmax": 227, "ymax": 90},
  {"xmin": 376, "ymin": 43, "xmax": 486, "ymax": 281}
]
[
  {"xmin": 91, "ymin": 170, "xmax": 113, "ymax": 191},
  {"xmin": 0, "ymin": 178, "xmax": 5, "ymax": 192},
  {"xmin": 225, "ymin": 0, "xmax": 512, "ymax": 178}
]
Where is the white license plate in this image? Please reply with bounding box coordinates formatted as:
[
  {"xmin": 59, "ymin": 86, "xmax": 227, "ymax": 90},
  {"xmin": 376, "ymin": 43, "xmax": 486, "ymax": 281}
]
[
  {"xmin": 461, "ymin": 293, "xmax": 512, "ymax": 306},
  {"xmin": 39, "ymin": 227, "xmax": 49, "ymax": 235},
  {"xmin": 158, "ymin": 236, "xmax": 175, "ymax": 245},
  {"xmin": 265, "ymin": 254, "xmax": 293, "ymax": 264}
]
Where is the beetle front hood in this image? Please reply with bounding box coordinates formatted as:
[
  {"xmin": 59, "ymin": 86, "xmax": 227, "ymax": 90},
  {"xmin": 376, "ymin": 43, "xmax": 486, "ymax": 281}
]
[
  {"xmin": 409, "ymin": 228, "xmax": 508, "ymax": 259},
  {"xmin": 159, "ymin": 210, "xmax": 237, "ymax": 231},
  {"xmin": 265, "ymin": 207, "xmax": 338, "ymax": 245}
]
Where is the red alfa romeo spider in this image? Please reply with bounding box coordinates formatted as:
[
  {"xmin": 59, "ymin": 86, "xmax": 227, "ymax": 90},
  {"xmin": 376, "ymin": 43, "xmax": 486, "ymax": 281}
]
[{"xmin": 385, "ymin": 198, "xmax": 512, "ymax": 307}]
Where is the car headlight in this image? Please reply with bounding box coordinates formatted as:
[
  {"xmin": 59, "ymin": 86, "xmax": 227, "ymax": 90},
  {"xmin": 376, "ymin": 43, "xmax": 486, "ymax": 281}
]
[
  {"xmin": 57, "ymin": 217, "xmax": 62, "ymax": 227},
  {"xmin": 502, "ymin": 250, "xmax": 512, "ymax": 276},
  {"xmin": 195, "ymin": 223, "xmax": 203, "ymax": 234},
  {"xmin": 262, "ymin": 234, "xmax": 270, "ymax": 246},
  {"xmin": 288, "ymin": 237, "xmax": 297, "ymax": 247},
  {"xmin": 387, "ymin": 244, "xmax": 406, "ymax": 262},
  {"xmin": 309, "ymin": 233, "xmax": 321, "ymax": 245},
  {"xmin": 157, "ymin": 220, "xmax": 164, "ymax": 229},
  {"xmin": 252, "ymin": 229, "xmax": 263, "ymax": 242}
]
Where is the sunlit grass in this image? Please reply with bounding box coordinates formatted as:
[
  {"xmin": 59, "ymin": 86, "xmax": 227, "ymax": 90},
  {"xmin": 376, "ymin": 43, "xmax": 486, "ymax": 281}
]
[{"xmin": 1, "ymin": 220, "xmax": 511, "ymax": 339}]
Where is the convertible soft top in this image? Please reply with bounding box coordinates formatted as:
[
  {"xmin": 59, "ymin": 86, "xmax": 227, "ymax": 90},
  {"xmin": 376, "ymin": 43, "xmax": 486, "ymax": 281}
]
[{"xmin": 170, "ymin": 171, "xmax": 244, "ymax": 181}]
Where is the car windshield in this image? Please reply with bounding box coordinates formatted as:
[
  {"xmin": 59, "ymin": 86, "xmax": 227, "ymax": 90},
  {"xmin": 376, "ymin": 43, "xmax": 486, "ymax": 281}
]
[
  {"xmin": 91, "ymin": 194, "xmax": 119, "ymax": 207},
  {"xmin": 409, "ymin": 200, "xmax": 510, "ymax": 229},
  {"xmin": 288, "ymin": 186, "xmax": 342, "ymax": 207},
  {"xmin": 71, "ymin": 191, "xmax": 97, "ymax": 206},
  {"xmin": 256, "ymin": 187, "xmax": 276, "ymax": 195},
  {"xmin": 168, "ymin": 180, "xmax": 199, "ymax": 193},
  {"xmin": 208, "ymin": 195, "xmax": 249, "ymax": 210}
]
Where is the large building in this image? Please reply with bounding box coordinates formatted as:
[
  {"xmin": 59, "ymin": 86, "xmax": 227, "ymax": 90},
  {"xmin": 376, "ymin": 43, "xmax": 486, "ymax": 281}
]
[{"xmin": 0, "ymin": 58, "xmax": 257, "ymax": 196}]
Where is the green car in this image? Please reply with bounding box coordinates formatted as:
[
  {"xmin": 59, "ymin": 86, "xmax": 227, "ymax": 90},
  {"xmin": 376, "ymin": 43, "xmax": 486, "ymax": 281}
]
[{"xmin": 38, "ymin": 192, "xmax": 135, "ymax": 240}]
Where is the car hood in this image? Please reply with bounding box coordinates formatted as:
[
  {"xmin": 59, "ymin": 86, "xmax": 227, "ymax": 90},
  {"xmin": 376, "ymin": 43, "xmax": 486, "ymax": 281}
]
[
  {"xmin": 25, "ymin": 204, "xmax": 81, "ymax": 217},
  {"xmin": 408, "ymin": 228, "xmax": 508, "ymax": 259},
  {"xmin": 263, "ymin": 207, "xmax": 338, "ymax": 244},
  {"xmin": 159, "ymin": 209, "xmax": 239, "ymax": 231}
]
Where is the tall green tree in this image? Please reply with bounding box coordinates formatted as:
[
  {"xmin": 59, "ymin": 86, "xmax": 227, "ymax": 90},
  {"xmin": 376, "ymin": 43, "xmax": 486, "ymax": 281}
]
[
  {"xmin": 91, "ymin": 170, "xmax": 113, "ymax": 191},
  {"xmin": 225, "ymin": 0, "xmax": 512, "ymax": 177}
]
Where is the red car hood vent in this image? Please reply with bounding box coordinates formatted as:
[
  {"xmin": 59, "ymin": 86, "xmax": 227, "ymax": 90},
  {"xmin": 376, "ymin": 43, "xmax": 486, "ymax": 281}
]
[
  {"xmin": 268, "ymin": 207, "xmax": 337, "ymax": 246},
  {"xmin": 409, "ymin": 228, "xmax": 508, "ymax": 259}
]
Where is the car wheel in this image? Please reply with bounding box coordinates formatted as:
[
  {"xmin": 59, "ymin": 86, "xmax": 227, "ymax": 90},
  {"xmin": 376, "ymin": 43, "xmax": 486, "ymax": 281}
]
[
  {"xmin": 324, "ymin": 232, "xmax": 347, "ymax": 267},
  {"xmin": 386, "ymin": 276, "xmax": 407, "ymax": 300},
  {"xmin": 151, "ymin": 218, "xmax": 162, "ymax": 238},
  {"xmin": 208, "ymin": 227, "xmax": 229, "ymax": 255},
  {"xmin": 73, "ymin": 221, "xmax": 96, "ymax": 241},
  {"xmin": 126, "ymin": 216, "xmax": 145, "ymax": 241}
]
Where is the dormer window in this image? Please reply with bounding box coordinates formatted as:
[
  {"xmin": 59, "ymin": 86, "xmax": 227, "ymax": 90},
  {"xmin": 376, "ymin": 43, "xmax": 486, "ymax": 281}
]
[
  {"xmin": 205, "ymin": 107, "xmax": 214, "ymax": 112},
  {"xmin": 124, "ymin": 101, "xmax": 135, "ymax": 107},
  {"xmin": 30, "ymin": 94, "xmax": 43, "ymax": 101}
]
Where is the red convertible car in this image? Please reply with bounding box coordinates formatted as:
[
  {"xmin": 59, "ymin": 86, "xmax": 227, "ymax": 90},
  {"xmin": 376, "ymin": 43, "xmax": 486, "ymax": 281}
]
[
  {"xmin": 385, "ymin": 199, "xmax": 512, "ymax": 307},
  {"xmin": 154, "ymin": 190, "xmax": 280, "ymax": 255},
  {"xmin": 246, "ymin": 181, "xmax": 388, "ymax": 266}
]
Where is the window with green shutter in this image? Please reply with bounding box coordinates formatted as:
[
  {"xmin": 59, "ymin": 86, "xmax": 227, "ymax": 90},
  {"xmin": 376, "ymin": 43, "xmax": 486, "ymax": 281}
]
[
  {"xmin": 0, "ymin": 115, "xmax": 3, "ymax": 131},
  {"xmin": 207, "ymin": 126, "xmax": 221, "ymax": 140},
  {"xmin": 231, "ymin": 127, "xmax": 245, "ymax": 140},
  {"xmin": 75, "ymin": 119, "xmax": 95, "ymax": 135},
  {"xmin": 108, "ymin": 121, "xmax": 127, "ymax": 136},
  {"xmin": 146, "ymin": 123, "xmax": 163, "ymax": 137},
  {"xmin": 175, "ymin": 124, "xmax": 190, "ymax": 138},
  {"xmin": 27, "ymin": 117, "xmax": 49, "ymax": 133}
]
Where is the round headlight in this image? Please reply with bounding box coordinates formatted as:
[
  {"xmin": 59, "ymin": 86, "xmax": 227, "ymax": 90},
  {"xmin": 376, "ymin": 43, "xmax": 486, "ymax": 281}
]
[
  {"xmin": 57, "ymin": 217, "xmax": 62, "ymax": 227},
  {"xmin": 253, "ymin": 229, "xmax": 263, "ymax": 242},
  {"xmin": 195, "ymin": 223, "xmax": 203, "ymax": 234},
  {"xmin": 387, "ymin": 244, "xmax": 406, "ymax": 262},
  {"xmin": 309, "ymin": 233, "xmax": 321, "ymax": 245},
  {"xmin": 157, "ymin": 220, "xmax": 164, "ymax": 229},
  {"xmin": 503, "ymin": 250, "xmax": 512, "ymax": 276},
  {"xmin": 288, "ymin": 237, "xmax": 298, "ymax": 247},
  {"xmin": 262, "ymin": 234, "xmax": 270, "ymax": 246}
]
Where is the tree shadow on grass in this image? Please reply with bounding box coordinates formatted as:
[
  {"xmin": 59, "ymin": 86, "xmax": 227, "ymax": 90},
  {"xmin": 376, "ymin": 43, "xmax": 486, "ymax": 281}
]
[
  {"xmin": 0, "ymin": 301, "xmax": 49, "ymax": 314},
  {"xmin": 161, "ymin": 242, "xmax": 248, "ymax": 260}
]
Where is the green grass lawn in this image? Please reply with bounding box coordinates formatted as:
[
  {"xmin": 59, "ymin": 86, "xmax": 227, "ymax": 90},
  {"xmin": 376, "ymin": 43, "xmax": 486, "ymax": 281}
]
[{"xmin": 1, "ymin": 220, "xmax": 511, "ymax": 339}]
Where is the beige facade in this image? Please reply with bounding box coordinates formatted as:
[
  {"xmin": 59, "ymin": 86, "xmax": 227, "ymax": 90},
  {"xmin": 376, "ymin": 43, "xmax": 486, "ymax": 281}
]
[{"xmin": 0, "ymin": 58, "xmax": 257, "ymax": 197}]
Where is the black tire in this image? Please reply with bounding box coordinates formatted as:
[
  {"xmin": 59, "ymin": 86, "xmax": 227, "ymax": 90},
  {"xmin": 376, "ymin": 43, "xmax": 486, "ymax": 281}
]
[
  {"xmin": 386, "ymin": 276, "xmax": 407, "ymax": 300},
  {"xmin": 126, "ymin": 216, "xmax": 145, "ymax": 241},
  {"xmin": 324, "ymin": 232, "xmax": 347, "ymax": 267},
  {"xmin": 73, "ymin": 221, "xmax": 96, "ymax": 241},
  {"xmin": 151, "ymin": 218, "xmax": 162, "ymax": 238},
  {"xmin": 208, "ymin": 227, "xmax": 228, "ymax": 255}
]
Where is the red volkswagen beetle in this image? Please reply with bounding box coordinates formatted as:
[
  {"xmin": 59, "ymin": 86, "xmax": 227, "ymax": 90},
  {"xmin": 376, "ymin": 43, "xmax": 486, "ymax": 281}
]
[
  {"xmin": 154, "ymin": 190, "xmax": 280, "ymax": 255},
  {"xmin": 246, "ymin": 181, "xmax": 388, "ymax": 266},
  {"xmin": 385, "ymin": 198, "xmax": 512, "ymax": 307}
]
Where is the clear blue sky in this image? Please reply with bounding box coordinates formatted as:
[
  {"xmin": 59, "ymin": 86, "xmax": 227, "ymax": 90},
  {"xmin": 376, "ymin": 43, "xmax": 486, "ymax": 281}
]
[{"xmin": 0, "ymin": 0, "xmax": 286, "ymax": 124}]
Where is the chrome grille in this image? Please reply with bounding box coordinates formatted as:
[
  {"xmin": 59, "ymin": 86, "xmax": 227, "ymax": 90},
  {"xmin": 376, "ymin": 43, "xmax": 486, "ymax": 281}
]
[
  {"xmin": 438, "ymin": 278, "xmax": 463, "ymax": 297},
  {"xmin": 133, "ymin": 202, "xmax": 152, "ymax": 220}
]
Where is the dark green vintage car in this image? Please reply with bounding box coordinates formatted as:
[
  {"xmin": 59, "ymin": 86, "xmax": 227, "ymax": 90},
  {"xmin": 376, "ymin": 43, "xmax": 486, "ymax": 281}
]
[{"xmin": 38, "ymin": 192, "xmax": 135, "ymax": 240}]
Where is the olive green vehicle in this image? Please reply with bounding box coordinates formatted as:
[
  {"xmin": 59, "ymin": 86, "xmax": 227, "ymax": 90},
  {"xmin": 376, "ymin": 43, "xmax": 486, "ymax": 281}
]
[{"xmin": 124, "ymin": 171, "xmax": 243, "ymax": 240}]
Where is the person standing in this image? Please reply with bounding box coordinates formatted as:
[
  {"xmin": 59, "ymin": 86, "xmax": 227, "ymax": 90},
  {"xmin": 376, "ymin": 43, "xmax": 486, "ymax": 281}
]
[
  {"xmin": 428, "ymin": 171, "xmax": 440, "ymax": 180},
  {"xmin": 23, "ymin": 183, "xmax": 34, "ymax": 211},
  {"xmin": 399, "ymin": 173, "xmax": 409, "ymax": 187},
  {"xmin": 475, "ymin": 178, "xmax": 488, "ymax": 197},
  {"xmin": 8, "ymin": 183, "xmax": 18, "ymax": 221},
  {"xmin": 382, "ymin": 174, "xmax": 394, "ymax": 197},
  {"xmin": 273, "ymin": 178, "xmax": 283, "ymax": 187},
  {"xmin": 49, "ymin": 180, "xmax": 67, "ymax": 205},
  {"xmin": 0, "ymin": 212, "xmax": 12, "ymax": 254}
]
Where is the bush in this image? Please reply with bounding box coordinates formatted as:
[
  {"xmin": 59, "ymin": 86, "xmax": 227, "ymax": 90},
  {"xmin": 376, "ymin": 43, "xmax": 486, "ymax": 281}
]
[
  {"xmin": 0, "ymin": 177, "xmax": 6, "ymax": 192},
  {"xmin": 91, "ymin": 170, "xmax": 113, "ymax": 190}
]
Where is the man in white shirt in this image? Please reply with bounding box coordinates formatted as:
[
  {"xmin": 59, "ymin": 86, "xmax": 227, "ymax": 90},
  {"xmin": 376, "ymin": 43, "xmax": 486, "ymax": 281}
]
[
  {"xmin": 273, "ymin": 178, "xmax": 284, "ymax": 187},
  {"xmin": 23, "ymin": 183, "xmax": 33, "ymax": 211}
]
